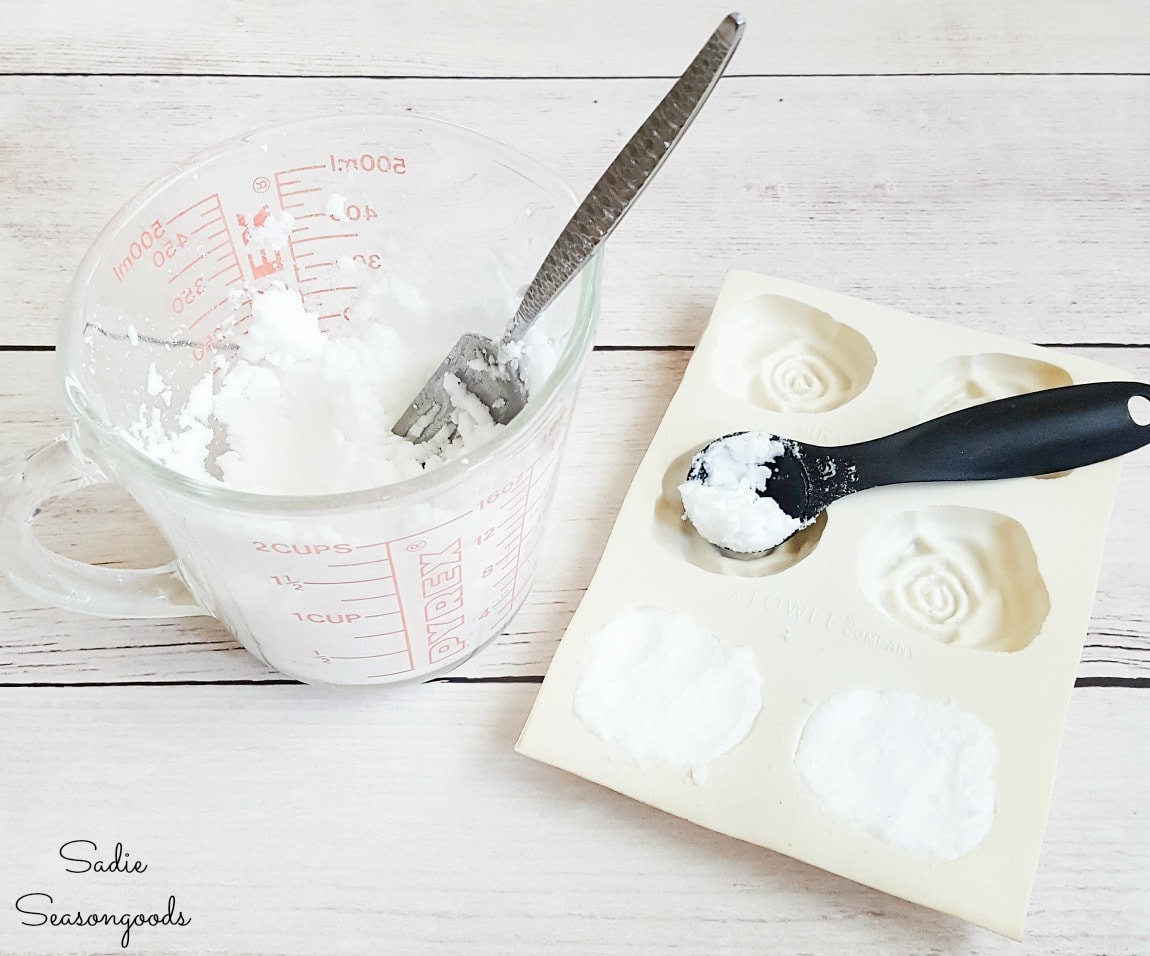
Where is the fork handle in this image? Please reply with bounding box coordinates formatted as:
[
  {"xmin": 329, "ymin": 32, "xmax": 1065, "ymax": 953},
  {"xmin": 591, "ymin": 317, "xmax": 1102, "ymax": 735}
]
[{"xmin": 501, "ymin": 13, "xmax": 745, "ymax": 345}]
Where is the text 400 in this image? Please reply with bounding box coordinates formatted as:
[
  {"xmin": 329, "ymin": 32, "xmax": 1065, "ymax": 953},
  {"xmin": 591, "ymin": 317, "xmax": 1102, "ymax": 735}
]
[
  {"xmin": 112, "ymin": 220, "xmax": 189, "ymax": 282},
  {"xmin": 333, "ymin": 204, "xmax": 378, "ymax": 223}
]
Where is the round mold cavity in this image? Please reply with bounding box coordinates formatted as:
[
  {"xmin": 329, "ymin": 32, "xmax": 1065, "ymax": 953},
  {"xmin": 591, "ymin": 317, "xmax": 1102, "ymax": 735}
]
[
  {"xmin": 858, "ymin": 505, "xmax": 1050, "ymax": 653},
  {"xmin": 711, "ymin": 294, "xmax": 877, "ymax": 413},
  {"xmin": 918, "ymin": 353, "xmax": 1074, "ymax": 418},
  {"xmin": 652, "ymin": 447, "xmax": 826, "ymax": 577}
]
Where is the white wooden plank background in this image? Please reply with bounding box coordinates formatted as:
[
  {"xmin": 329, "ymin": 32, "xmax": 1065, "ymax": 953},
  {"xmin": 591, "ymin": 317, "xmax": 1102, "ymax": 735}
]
[
  {"xmin": 0, "ymin": 685, "xmax": 1147, "ymax": 956},
  {"xmin": 3, "ymin": 76, "xmax": 1149, "ymax": 348},
  {"xmin": 4, "ymin": 0, "xmax": 1150, "ymax": 76},
  {"xmin": 1, "ymin": 1, "xmax": 1147, "ymax": 952}
]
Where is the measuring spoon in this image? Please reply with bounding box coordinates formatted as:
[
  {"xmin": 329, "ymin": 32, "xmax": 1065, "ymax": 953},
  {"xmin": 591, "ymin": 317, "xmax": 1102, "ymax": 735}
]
[
  {"xmin": 680, "ymin": 381, "xmax": 1150, "ymax": 558},
  {"xmin": 393, "ymin": 12, "xmax": 746, "ymax": 443}
]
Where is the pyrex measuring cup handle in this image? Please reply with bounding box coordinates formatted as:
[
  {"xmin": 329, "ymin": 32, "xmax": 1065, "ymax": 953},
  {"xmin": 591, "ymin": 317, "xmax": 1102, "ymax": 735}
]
[{"xmin": 0, "ymin": 432, "xmax": 207, "ymax": 618}]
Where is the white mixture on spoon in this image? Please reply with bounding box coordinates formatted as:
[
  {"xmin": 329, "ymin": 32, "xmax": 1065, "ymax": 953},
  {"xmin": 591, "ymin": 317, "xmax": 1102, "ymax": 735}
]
[{"xmin": 678, "ymin": 431, "xmax": 808, "ymax": 554}]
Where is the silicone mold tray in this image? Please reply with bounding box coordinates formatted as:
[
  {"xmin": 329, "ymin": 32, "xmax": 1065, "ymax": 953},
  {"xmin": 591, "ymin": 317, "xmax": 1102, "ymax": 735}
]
[{"xmin": 516, "ymin": 270, "xmax": 1133, "ymax": 939}]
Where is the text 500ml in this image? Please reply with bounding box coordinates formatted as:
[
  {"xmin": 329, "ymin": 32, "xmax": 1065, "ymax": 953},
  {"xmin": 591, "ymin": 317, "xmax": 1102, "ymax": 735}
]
[{"xmin": 112, "ymin": 220, "xmax": 188, "ymax": 282}]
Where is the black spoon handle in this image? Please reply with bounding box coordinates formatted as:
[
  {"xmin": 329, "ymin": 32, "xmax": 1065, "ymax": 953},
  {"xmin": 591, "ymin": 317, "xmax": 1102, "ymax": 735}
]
[{"xmin": 828, "ymin": 381, "xmax": 1150, "ymax": 493}]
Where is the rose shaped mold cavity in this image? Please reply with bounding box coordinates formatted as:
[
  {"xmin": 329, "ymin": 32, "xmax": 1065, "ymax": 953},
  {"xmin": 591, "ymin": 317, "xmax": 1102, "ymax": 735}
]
[
  {"xmin": 712, "ymin": 295, "xmax": 876, "ymax": 413},
  {"xmin": 859, "ymin": 505, "xmax": 1049, "ymax": 652},
  {"xmin": 918, "ymin": 353, "xmax": 1073, "ymax": 418},
  {"xmin": 652, "ymin": 448, "xmax": 825, "ymax": 577}
]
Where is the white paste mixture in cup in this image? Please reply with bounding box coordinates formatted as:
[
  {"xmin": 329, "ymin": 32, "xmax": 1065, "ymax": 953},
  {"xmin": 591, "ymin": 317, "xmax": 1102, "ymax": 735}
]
[
  {"xmin": 572, "ymin": 607, "xmax": 762, "ymax": 783},
  {"xmin": 122, "ymin": 267, "xmax": 557, "ymax": 495}
]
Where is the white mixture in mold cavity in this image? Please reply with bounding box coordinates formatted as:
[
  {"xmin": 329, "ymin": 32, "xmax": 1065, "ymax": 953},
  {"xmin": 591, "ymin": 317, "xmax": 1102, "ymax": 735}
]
[
  {"xmin": 793, "ymin": 688, "xmax": 997, "ymax": 860},
  {"xmin": 122, "ymin": 279, "xmax": 543, "ymax": 495},
  {"xmin": 678, "ymin": 431, "xmax": 806, "ymax": 554},
  {"xmin": 572, "ymin": 607, "xmax": 762, "ymax": 783}
]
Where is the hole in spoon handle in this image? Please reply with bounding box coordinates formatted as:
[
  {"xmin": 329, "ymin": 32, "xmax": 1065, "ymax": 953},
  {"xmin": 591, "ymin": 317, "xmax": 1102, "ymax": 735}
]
[{"xmin": 1129, "ymin": 394, "xmax": 1150, "ymax": 427}]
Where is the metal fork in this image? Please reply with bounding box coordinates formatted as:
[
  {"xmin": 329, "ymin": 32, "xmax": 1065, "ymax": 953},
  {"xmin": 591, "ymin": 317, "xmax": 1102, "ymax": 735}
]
[{"xmin": 392, "ymin": 12, "xmax": 746, "ymax": 443}]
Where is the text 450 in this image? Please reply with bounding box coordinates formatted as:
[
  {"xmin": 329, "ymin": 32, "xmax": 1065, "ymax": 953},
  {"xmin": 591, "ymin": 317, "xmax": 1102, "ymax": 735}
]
[{"xmin": 112, "ymin": 220, "xmax": 189, "ymax": 282}]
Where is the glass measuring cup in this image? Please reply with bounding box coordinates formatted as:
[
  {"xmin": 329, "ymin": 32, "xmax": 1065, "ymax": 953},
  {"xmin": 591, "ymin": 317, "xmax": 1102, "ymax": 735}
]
[{"xmin": 0, "ymin": 114, "xmax": 602, "ymax": 685}]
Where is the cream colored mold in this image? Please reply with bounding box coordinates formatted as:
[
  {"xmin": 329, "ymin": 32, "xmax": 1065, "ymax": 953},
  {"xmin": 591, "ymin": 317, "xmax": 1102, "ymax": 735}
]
[
  {"xmin": 711, "ymin": 294, "xmax": 876, "ymax": 413},
  {"xmin": 517, "ymin": 271, "xmax": 1132, "ymax": 940},
  {"xmin": 858, "ymin": 505, "xmax": 1050, "ymax": 652}
]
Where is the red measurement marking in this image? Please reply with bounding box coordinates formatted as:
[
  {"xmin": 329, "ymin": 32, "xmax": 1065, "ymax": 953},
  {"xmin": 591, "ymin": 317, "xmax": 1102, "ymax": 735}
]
[
  {"xmin": 340, "ymin": 593, "xmax": 396, "ymax": 603},
  {"xmin": 493, "ymin": 468, "xmax": 534, "ymax": 615},
  {"xmin": 216, "ymin": 203, "xmax": 246, "ymax": 285},
  {"xmin": 300, "ymin": 285, "xmax": 356, "ymax": 298},
  {"xmin": 291, "ymin": 233, "xmax": 358, "ymax": 244},
  {"xmin": 328, "ymin": 557, "xmax": 392, "ymax": 569},
  {"xmin": 279, "ymin": 186, "xmax": 323, "ymax": 197},
  {"xmin": 293, "ymin": 212, "xmax": 328, "ymax": 221},
  {"xmin": 167, "ymin": 253, "xmax": 206, "ymax": 283},
  {"xmin": 318, "ymin": 312, "xmax": 343, "ymax": 321},
  {"xmin": 331, "ymin": 649, "xmax": 409, "ymax": 661},
  {"xmin": 207, "ymin": 262, "xmax": 241, "ymax": 282},
  {"xmin": 278, "ymin": 163, "xmax": 327, "ymax": 175},
  {"xmin": 362, "ymin": 516, "xmax": 474, "ymax": 550},
  {"xmin": 497, "ymin": 520, "xmax": 522, "ymax": 538},
  {"xmin": 185, "ymin": 297, "xmax": 230, "ymax": 331},
  {"xmin": 383, "ymin": 538, "xmax": 415, "ymax": 672},
  {"xmin": 303, "ymin": 261, "xmax": 335, "ymax": 270},
  {"xmin": 353, "ymin": 630, "xmax": 406, "ymax": 640},
  {"xmin": 366, "ymin": 667, "xmax": 415, "ymax": 678},
  {"xmin": 190, "ymin": 219, "xmax": 217, "ymax": 236},
  {"xmin": 301, "ymin": 575, "xmax": 394, "ymax": 586},
  {"xmin": 165, "ymin": 196, "xmax": 217, "ymax": 226}
]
